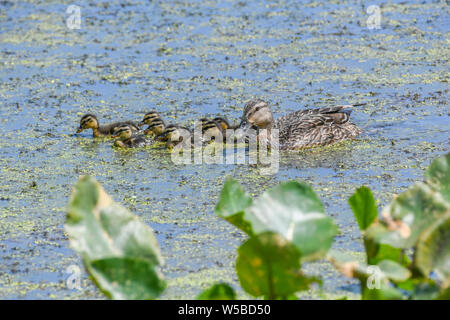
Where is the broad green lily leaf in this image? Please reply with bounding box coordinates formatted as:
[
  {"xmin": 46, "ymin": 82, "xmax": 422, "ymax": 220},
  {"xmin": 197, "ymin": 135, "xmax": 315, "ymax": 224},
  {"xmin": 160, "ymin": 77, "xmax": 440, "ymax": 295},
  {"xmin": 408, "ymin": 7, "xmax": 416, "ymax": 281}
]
[
  {"xmin": 373, "ymin": 154, "xmax": 450, "ymax": 249},
  {"xmin": 236, "ymin": 232, "xmax": 318, "ymax": 299},
  {"xmin": 214, "ymin": 178, "xmax": 253, "ymax": 235},
  {"xmin": 415, "ymin": 214, "xmax": 450, "ymax": 285},
  {"xmin": 364, "ymin": 224, "xmax": 409, "ymax": 265},
  {"xmin": 349, "ymin": 186, "xmax": 378, "ymax": 231},
  {"xmin": 66, "ymin": 176, "xmax": 166, "ymax": 300},
  {"xmin": 377, "ymin": 260, "xmax": 411, "ymax": 282},
  {"xmin": 425, "ymin": 153, "xmax": 450, "ymax": 200},
  {"xmin": 216, "ymin": 179, "xmax": 338, "ymax": 261},
  {"xmin": 197, "ymin": 283, "xmax": 236, "ymax": 300},
  {"xmin": 378, "ymin": 183, "xmax": 449, "ymax": 248}
]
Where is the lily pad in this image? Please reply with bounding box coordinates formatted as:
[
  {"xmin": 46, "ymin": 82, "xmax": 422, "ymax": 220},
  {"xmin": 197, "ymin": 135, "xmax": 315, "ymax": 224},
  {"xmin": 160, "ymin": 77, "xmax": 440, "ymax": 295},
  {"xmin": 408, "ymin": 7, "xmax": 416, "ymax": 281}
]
[
  {"xmin": 65, "ymin": 176, "xmax": 166, "ymax": 300},
  {"xmin": 374, "ymin": 154, "xmax": 450, "ymax": 249},
  {"xmin": 197, "ymin": 283, "xmax": 236, "ymax": 300},
  {"xmin": 236, "ymin": 232, "xmax": 318, "ymax": 299},
  {"xmin": 216, "ymin": 179, "xmax": 338, "ymax": 261},
  {"xmin": 348, "ymin": 186, "xmax": 378, "ymax": 231},
  {"xmin": 425, "ymin": 153, "xmax": 450, "ymax": 200},
  {"xmin": 415, "ymin": 214, "xmax": 450, "ymax": 285},
  {"xmin": 214, "ymin": 177, "xmax": 253, "ymax": 235}
]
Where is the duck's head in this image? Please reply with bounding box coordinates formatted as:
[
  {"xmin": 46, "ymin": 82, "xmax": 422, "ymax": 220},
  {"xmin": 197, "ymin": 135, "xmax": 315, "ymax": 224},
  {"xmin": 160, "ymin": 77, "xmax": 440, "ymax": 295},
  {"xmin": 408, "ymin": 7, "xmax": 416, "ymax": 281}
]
[
  {"xmin": 139, "ymin": 111, "xmax": 160, "ymax": 127},
  {"xmin": 157, "ymin": 124, "xmax": 191, "ymax": 146},
  {"xmin": 238, "ymin": 99, "xmax": 273, "ymax": 133},
  {"xmin": 213, "ymin": 117, "xmax": 231, "ymax": 131},
  {"xmin": 77, "ymin": 114, "xmax": 99, "ymax": 133},
  {"xmin": 143, "ymin": 118, "xmax": 165, "ymax": 136},
  {"xmin": 112, "ymin": 124, "xmax": 133, "ymax": 140},
  {"xmin": 202, "ymin": 119, "xmax": 223, "ymax": 141}
]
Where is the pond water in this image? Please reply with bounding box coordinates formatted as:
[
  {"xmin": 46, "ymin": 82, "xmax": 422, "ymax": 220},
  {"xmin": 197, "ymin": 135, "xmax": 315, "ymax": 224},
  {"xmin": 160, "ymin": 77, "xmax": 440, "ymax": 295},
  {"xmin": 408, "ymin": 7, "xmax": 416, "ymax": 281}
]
[{"xmin": 0, "ymin": 0, "xmax": 448, "ymax": 299}]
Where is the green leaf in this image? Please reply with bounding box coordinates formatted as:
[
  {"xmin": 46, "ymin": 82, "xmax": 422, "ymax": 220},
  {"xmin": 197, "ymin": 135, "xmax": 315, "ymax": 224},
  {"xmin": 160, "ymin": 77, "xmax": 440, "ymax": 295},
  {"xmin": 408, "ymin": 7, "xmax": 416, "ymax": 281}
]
[
  {"xmin": 249, "ymin": 181, "xmax": 338, "ymax": 261},
  {"xmin": 236, "ymin": 232, "xmax": 318, "ymax": 299},
  {"xmin": 410, "ymin": 281, "xmax": 441, "ymax": 300},
  {"xmin": 425, "ymin": 153, "xmax": 450, "ymax": 200},
  {"xmin": 378, "ymin": 182, "xmax": 449, "ymax": 248},
  {"xmin": 376, "ymin": 154, "xmax": 450, "ymax": 249},
  {"xmin": 214, "ymin": 178, "xmax": 253, "ymax": 235},
  {"xmin": 65, "ymin": 176, "xmax": 166, "ymax": 300},
  {"xmin": 364, "ymin": 224, "xmax": 409, "ymax": 265},
  {"xmin": 415, "ymin": 214, "xmax": 450, "ymax": 285},
  {"xmin": 377, "ymin": 260, "xmax": 411, "ymax": 282},
  {"xmin": 197, "ymin": 283, "xmax": 236, "ymax": 300},
  {"xmin": 216, "ymin": 180, "xmax": 338, "ymax": 262},
  {"xmin": 349, "ymin": 186, "xmax": 378, "ymax": 231},
  {"xmin": 361, "ymin": 285, "xmax": 405, "ymax": 300},
  {"xmin": 88, "ymin": 258, "xmax": 166, "ymax": 300}
]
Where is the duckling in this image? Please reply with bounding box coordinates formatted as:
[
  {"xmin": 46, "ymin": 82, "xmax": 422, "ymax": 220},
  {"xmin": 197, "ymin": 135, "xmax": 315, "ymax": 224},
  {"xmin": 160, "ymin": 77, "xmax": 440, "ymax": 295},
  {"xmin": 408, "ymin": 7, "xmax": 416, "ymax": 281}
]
[
  {"xmin": 201, "ymin": 119, "xmax": 224, "ymax": 143},
  {"xmin": 156, "ymin": 124, "xmax": 192, "ymax": 149},
  {"xmin": 76, "ymin": 114, "xmax": 138, "ymax": 137},
  {"xmin": 238, "ymin": 99, "xmax": 363, "ymax": 149},
  {"xmin": 138, "ymin": 111, "xmax": 166, "ymax": 136},
  {"xmin": 112, "ymin": 124, "xmax": 150, "ymax": 148},
  {"xmin": 213, "ymin": 117, "xmax": 238, "ymax": 131}
]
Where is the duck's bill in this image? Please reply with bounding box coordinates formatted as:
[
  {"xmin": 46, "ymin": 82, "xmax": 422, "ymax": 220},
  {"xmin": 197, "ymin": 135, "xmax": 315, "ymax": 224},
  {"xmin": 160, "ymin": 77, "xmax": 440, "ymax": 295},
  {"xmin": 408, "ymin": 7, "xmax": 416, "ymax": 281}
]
[
  {"xmin": 111, "ymin": 134, "xmax": 119, "ymax": 138},
  {"xmin": 138, "ymin": 122, "xmax": 145, "ymax": 127},
  {"xmin": 76, "ymin": 127, "xmax": 83, "ymax": 133},
  {"xmin": 143, "ymin": 128, "xmax": 152, "ymax": 135}
]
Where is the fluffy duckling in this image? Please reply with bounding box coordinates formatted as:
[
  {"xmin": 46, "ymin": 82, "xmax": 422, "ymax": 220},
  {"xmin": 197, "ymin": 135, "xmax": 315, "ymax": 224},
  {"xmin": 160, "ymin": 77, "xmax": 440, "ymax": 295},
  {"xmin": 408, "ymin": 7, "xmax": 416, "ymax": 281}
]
[
  {"xmin": 156, "ymin": 124, "xmax": 192, "ymax": 149},
  {"xmin": 201, "ymin": 119, "xmax": 224, "ymax": 143},
  {"xmin": 112, "ymin": 124, "xmax": 150, "ymax": 148},
  {"xmin": 138, "ymin": 111, "xmax": 166, "ymax": 136},
  {"xmin": 238, "ymin": 99, "xmax": 363, "ymax": 149},
  {"xmin": 213, "ymin": 117, "xmax": 238, "ymax": 131},
  {"xmin": 77, "ymin": 114, "xmax": 138, "ymax": 137}
]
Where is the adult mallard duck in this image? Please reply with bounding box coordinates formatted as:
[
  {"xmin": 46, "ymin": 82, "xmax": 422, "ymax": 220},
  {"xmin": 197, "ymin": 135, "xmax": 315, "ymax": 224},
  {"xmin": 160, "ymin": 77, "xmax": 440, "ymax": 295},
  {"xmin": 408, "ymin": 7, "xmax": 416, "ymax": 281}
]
[
  {"xmin": 238, "ymin": 99, "xmax": 363, "ymax": 149},
  {"xmin": 76, "ymin": 114, "xmax": 138, "ymax": 137}
]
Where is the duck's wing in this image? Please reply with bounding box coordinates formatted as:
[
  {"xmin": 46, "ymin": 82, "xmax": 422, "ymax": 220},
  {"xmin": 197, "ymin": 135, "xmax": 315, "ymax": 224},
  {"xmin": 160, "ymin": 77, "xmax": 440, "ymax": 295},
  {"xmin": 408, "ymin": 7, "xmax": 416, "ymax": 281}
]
[
  {"xmin": 275, "ymin": 104, "xmax": 364, "ymax": 146},
  {"xmin": 276, "ymin": 105, "xmax": 361, "ymax": 134}
]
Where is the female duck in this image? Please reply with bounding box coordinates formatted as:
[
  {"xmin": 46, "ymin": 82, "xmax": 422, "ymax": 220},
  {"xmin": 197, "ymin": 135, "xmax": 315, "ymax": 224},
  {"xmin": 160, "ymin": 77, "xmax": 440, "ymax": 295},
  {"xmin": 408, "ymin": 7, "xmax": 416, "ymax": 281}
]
[
  {"xmin": 238, "ymin": 99, "xmax": 363, "ymax": 149},
  {"xmin": 76, "ymin": 114, "xmax": 138, "ymax": 137},
  {"xmin": 112, "ymin": 124, "xmax": 150, "ymax": 148}
]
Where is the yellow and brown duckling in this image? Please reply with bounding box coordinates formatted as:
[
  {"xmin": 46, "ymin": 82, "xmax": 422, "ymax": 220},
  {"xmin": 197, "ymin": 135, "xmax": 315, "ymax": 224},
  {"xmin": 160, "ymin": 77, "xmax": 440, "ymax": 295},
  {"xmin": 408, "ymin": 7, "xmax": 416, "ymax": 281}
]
[
  {"xmin": 213, "ymin": 117, "xmax": 238, "ymax": 131},
  {"xmin": 201, "ymin": 119, "xmax": 224, "ymax": 142},
  {"xmin": 198, "ymin": 117, "xmax": 238, "ymax": 143},
  {"xmin": 156, "ymin": 124, "xmax": 192, "ymax": 149},
  {"xmin": 77, "ymin": 114, "xmax": 139, "ymax": 137},
  {"xmin": 138, "ymin": 111, "xmax": 166, "ymax": 136},
  {"xmin": 112, "ymin": 124, "xmax": 150, "ymax": 148},
  {"xmin": 238, "ymin": 99, "xmax": 363, "ymax": 149}
]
